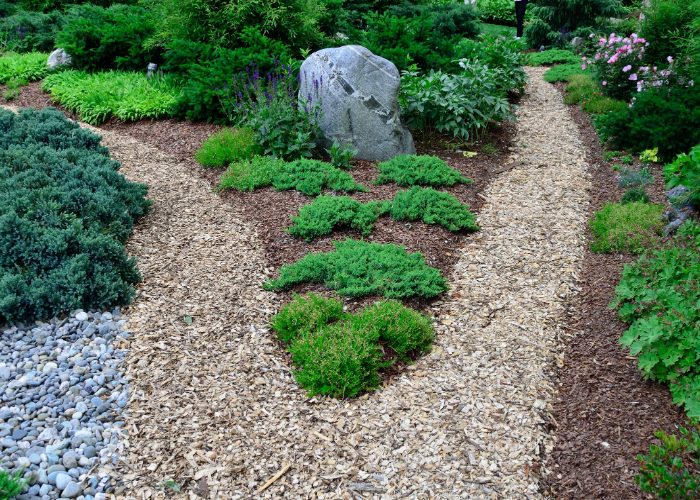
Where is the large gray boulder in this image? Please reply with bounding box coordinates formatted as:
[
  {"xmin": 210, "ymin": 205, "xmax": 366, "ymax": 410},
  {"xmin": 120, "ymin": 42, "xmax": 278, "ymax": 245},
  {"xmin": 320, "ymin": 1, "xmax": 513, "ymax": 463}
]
[
  {"xmin": 47, "ymin": 49, "xmax": 71, "ymax": 69},
  {"xmin": 298, "ymin": 45, "xmax": 416, "ymax": 161}
]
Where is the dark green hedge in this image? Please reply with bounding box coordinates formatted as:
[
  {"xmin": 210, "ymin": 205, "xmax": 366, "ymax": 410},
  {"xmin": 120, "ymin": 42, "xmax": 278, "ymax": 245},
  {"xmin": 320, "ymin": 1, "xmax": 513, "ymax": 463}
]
[{"xmin": 0, "ymin": 108, "xmax": 151, "ymax": 323}]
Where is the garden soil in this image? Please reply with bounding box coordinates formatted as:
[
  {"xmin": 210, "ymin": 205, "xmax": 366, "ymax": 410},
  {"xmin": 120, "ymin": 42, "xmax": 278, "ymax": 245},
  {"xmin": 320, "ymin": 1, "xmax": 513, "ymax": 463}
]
[{"xmin": 545, "ymin": 83, "xmax": 690, "ymax": 500}]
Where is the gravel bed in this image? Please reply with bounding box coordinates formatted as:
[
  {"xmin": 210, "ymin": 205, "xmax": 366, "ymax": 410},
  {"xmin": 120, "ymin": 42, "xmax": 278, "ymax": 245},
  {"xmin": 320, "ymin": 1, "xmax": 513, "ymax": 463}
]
[{"xmin": 0, "ymin": 309, "xmax": 130, "ymax": 500}]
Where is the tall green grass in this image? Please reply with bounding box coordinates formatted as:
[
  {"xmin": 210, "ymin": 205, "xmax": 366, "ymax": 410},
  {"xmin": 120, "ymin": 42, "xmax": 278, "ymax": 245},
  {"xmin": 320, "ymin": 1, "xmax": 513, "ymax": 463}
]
[
  {"xmin": 42, "ymin": 70, "xmax": 183, "ymax": 124},
  {"xmin": 0, "ymin": 52, "xmax": 49, "ymax": 84}
]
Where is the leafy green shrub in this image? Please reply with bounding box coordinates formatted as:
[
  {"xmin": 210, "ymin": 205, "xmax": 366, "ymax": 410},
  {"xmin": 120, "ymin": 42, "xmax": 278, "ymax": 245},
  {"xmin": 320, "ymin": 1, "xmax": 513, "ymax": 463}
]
[
  {"xmin": 621, "ymin": 188, "xmax": 650, "ymax": 204},
  {"xmin": 664, "ymin": 143, "xmax": 700, "ymax": 205},
  {"xmin": 478, "ymin": 0, "xmax": 516, "ymax": 25},
  {"xmin": 400, "ymin": 65, "xmax": 513, "ymax": 145},
  {"xmin": 0, "ymin": 52, "xmax": 49, "ymax": 84},
  {"xmin": 271, "ymin": 293, "xmax": 343, "ymax": 343},
  {"xmin": 345, "ymin": 11, "xmax": 458, "ymax": 72},
  {"xmin": 455, "ymin": 35, "xmax": 528, "ymax": 94},
  {"xmin": 17, "ymin": 0, "xmax": 138, "ymax": 12},
  {"xmin": 0, "ymin": 107, "xmax": 151, "ymax": 323},
  {"xmin": 375, "ymin": 155, "xmax": 471, "ymax": 187},
  {"xmin": 595, "ymin": 83, "xmax": 700, "ymax": 160},
  {"xmin": 327, "ymin": 141, "xmax": 357, "ymax": 170},
  {"xmin": 0, "ymin": 469, "xmax": 24, "ymax": 500},
  {"xmin": 289, "ymin": 321, "xmax": 385, "ymax": 398},
  {"xmin": 391, "ymin": 186, "xmax": 479, "ymax": 231},
  {"xmin": 617, "ymin": 165, "xmax": 654, "ymax": 188},
  {"xmin": 640, "ymin": 0, "xmax": 700, "ymax": 67},
  {"xmin": 56, "ymin": 4, "xmax": 159, "ymax": 71},
  {"xmin": 271, "ymin": 294, "xmax": 435, "ymax": 397},
  {"xmin": 355, "ymin": 299, "xmax": 434, "ymax": 362},
  {"xmin": 287, "ymin": 196, "xmax": 388, "ymax": 241},
  {"xmin": 543, "ymin": 63, "xmax": 587, "ymax": 82},
  {"xmin": 387, "ymin": 2, "xmax": 481, "ymax": 40},
  {"xmin": 143, "ymin": 0, "xmax": 324, "ymax": 51},
  {"xmin": 589, "ymin": 202, "xmax": 664, "ymax": 254},
  {"xmin": 166, "ymin": 31, "xmax": 293, "ymax": 123},
  {"xmin": 42, "ymin": 70, "xmax": 182, "ymax": 125},
  {"xmin": 637, "ymin": 423, "xmax": 700, "ymax": 498},
  {"xmin": 194, "ymin": 128, "xmax": 258, "ymax": 168},
  {"xmin": 217, "ymin": 155, "xmax": 286, "ymax": 191},
  {"xmin": 272, "ymin": 159, "xmax": 367, "ymax": 196},
  {"xmin": 604, "ymin": 150, "xmax": 621, "ymax": 161},
  {"xmin": 263, "ymin": 239, "xmax": 448, "ymax": 299},
  {"xmin": 526, "ymin": 49, "xmax": 581, "ymax": 66},
  {"xmin": 613, "ymin": 222, "xmax": 700, "ymax": 416},
  {"xmin": 0, "ymin": 8, "xmax": 64, "ymax": 53}
]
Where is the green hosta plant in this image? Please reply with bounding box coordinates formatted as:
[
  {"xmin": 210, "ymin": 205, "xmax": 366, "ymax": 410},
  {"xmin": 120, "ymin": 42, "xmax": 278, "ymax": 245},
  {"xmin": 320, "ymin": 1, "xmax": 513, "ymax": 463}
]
[
  {"xmin": 390, "ymin": 187, "xmax": 479, "ymax": 231},
  {"xmin": 375, "ymin": 155, "xmax": 471, "ymax": 187},
  {"xmin": 287, "ymin": 196, "xmax": 389, "ymax": 241},
  {"xmin": 612, "ymin": 221, "xmax": 700, "ymax": 416},
  {"xmin": 272, "ymin": 159, "xmax": 367, "ymax": 196},
  {"xmin": 589, "ymin": 202, "xmax": 664, "ymax": 254},
  {"xmin": 263, "ymin": 239, "xmax": 448, "ymax": 299}
]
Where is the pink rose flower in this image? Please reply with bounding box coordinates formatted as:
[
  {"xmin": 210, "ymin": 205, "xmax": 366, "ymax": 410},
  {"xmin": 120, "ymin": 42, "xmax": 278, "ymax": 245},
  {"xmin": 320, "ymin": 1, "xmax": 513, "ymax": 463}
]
[
  {"xmin": 623, "ymin": 65, "xmax": 632, "ymax": 72},
  {"xmin": 602, "ymin": 81, "xmax": 607, "ymax": 86},
  {"xmin": 628, "ymin": 73, "xmax": 638, "ymax": 81}
]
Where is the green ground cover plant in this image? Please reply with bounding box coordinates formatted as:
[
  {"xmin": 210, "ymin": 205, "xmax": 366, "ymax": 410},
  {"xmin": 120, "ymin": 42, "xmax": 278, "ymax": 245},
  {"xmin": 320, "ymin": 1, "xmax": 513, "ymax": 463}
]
[
  {"xmin": 479, "ymin": 23, "xmax": 516, "ymax": 38},
  {"xmin": 613, "ymin": 221, "xmax": 700, "ymax": 417},
  {"xmin": 326, "ymin": 141, "xmax": 357, "ymax": 169},
  {"xmin": 0, "ymin": 107, "xmax": 151, "ymax": 323},
  {"xmin": 272, "ymin": 159, "xmax": 367, "ymax": 196},
  {"xmin": 375, "ymin": 155, "xmax": 471, "ymax": 187},
  {"xmin": 526, "ymin": 49, "xmax": 581, "ymax": 66},
  {"xmin": 263, "ymin": 239, "xmax": 448, "ymax": 299},
  {"xmin": 637, "ymin": 422, "xmax": 700, "ymax": 499},
  {"xmin": 589, "ymin": 202, "xmax": 664, "ymax": 254},
  {"xmin": 287, "ymin": 188, "xmax": 479, "ymax": 240},
  {"xmin": 42, "ymin": 70, "xmax": 183, "ymax": 125},
  {"xmin": 0, "ymin": 52, "xmax": 49, "ymax": 84},
  {"xmin": 271, "ymin": 293, "xmax": 343, "ymax": 343},
  {"xmin": 621, "ymin": 188, "xmax": 650, "ymax": 204},
  {"xmin": 0, "ymin": 468, "xmax": 24, "ymax": 500},
  {"xmin": 390, "ymin": 186, "xmax": 479, "ymax": 231},
  {"xmin": 664, "ymin": 143, "xmax": 700, "ymax": 205},
  {"xmin": 271, "ymin": 293, "xmax": 434, "ymax": 397},
  {"xmin": 56, "ymin": 4, "xmax": 159, "ymax": 71},
  {"xmin": 194, "ymin": 127, "xmax": 259, "ymax": 167},
  {"xmin": 563, "ymin": 74, "xmax": 597, "ymax": 104},
  {"xmin": 543, "ymin": 63, "xmax": 586, "ymax": 82},
  {"xmin": 581, "ymin": 92, "xmax": 627, "ymax": 115},
  {"xmin": 617, "ymin": 166, "xmax": 654, "ymax": 189},
  {"xmin": 287, "ymin": 196, "xmax": 388, "ymax": 241},
  {"xmin": 217, "ymin": 155, "xmax": 286, "ymax": 191}
]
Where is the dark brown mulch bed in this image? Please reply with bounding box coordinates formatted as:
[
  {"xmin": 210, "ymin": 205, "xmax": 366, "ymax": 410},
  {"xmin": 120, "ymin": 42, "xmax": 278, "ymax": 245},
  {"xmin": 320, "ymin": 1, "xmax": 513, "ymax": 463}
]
[
  {"xmin": 2, "ymin": 81, "xmax": 517, "ymax": 315},
  {"xmin": 546, "ymin": 82, "xmax": 691, "ymax": 499}
]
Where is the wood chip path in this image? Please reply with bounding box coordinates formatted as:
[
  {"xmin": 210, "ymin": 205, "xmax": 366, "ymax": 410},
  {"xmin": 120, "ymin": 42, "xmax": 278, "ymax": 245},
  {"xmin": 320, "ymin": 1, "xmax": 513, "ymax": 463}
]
[{"xmin": 5, "ymin": 65, "xmax": 591, "ymax": 499}]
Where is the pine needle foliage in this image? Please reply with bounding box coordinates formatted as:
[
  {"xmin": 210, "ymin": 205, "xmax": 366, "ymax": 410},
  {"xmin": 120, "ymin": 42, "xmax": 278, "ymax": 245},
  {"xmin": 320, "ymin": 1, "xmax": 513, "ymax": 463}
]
[
  {"xmin": 194, "ymin": 127, "xmax": 259, "ymax": 167},
  {"xmin": 270, "ymin": 293, "xmax": 343, "ymax": 343},
  {"xmin": 375, "ymin": 155, "xmax": 471, "ymax": 187},
  {"xmin": 272, "ymin": 159, "xmax": 367, "ymax": 196},
  {"xmin": 390, "ymin": 187, "xmax": 479, "ymax": 231},
  {"xmin": 0, "ymin": 469, "xmax": 24, "ymax": 500},
  {"xmin": 0, "ymin": 108, "xmax": 151, "ymax": 323},
  {"xmin": 271, "ymin": 294, "xmax": 435, "ymax": 398},
  {"xmin": 263, "ymin": 239, "xmax": 448, "ymax": 299},
  {"xmin": 287, "ymin": 196, "xmax": 390, "ymax": 241},
  {"xmin": 217, "ymin": 155, "xmax": 286, "ymax": 191}
]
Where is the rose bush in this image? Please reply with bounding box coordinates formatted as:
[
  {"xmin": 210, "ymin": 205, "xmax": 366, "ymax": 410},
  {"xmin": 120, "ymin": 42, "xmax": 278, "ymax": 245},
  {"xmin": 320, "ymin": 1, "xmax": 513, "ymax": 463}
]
[{"xmin": 583, "ymin": 32, "xmax": 649, "ymax": 100}]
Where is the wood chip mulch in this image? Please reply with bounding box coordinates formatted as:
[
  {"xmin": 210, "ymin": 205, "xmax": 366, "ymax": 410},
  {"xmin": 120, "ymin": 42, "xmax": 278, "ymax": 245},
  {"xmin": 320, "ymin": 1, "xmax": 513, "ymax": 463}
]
[{"xmin": 545, "ymin": 82, "xmax": 691, "ymax": 499}]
